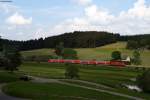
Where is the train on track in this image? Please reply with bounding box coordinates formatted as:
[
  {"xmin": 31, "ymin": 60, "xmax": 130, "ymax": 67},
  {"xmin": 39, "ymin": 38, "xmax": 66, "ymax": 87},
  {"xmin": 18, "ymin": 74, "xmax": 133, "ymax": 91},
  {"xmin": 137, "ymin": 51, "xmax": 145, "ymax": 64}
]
[{"xmin": 48, "ymin": 59, "xmax": 129, "ymax": 67}]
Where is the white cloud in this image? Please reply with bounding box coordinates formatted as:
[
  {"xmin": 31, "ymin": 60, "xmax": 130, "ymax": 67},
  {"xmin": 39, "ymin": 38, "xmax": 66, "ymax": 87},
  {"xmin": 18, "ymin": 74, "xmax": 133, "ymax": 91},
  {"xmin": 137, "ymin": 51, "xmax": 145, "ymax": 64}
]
[
  {"xmin": 85, "ymin": 5, "xmax": 114, "ymax": 24},
  {"xmin": 6, "ymin": 12, "xmax": 32, "ymax": 25},
  {"xmin": 48, "ymin": 0, "xmax": 150, "ymax": 36},
  {"xmin": 120, "ymin": 0, "xmax": 150, "ymax": 19},
  {"xmin": 1, "ymin": 0, "xmax": 150, "ymax": 40}
]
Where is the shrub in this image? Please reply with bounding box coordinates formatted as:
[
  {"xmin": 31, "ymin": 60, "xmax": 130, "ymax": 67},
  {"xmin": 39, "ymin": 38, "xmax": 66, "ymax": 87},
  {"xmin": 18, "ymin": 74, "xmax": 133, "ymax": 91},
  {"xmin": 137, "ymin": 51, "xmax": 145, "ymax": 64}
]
[
  {"xmin": 132, "ymin": 50, "xmax": 141, "ymax": 65},
  {"xmin": 65, "ymin": 64, "xmax": 79, "ymax": 79},
  {"xmin": 137, "ymin": 70, "xmax": 150, "ymax": 93},
  {"xmin": 111, "ymin": 51, "xmax": 121, "ymax": 60}
]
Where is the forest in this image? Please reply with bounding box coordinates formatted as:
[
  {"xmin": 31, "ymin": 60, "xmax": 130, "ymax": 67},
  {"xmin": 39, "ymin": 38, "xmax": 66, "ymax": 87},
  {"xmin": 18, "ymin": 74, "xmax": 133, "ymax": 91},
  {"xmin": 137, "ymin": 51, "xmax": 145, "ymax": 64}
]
[{"xmin": 1, "ymin": 31, "xmax": 150, "ymax": 51}]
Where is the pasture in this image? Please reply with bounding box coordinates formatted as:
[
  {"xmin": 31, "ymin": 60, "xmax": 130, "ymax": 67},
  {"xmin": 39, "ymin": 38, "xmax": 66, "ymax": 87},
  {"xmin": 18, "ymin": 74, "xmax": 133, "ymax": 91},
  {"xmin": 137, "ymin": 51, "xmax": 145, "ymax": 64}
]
[{"xmin": 21, "ymin": 42, "xmax": 150, "ymax": 67}]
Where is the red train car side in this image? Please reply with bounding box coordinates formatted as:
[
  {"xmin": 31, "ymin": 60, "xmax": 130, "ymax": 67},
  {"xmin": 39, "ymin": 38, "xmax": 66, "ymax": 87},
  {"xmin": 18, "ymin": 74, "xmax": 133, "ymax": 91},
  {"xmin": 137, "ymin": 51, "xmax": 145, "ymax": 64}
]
[{"xmin": 48, "ymin": 59, "xmax": 126, "ymax": 67}]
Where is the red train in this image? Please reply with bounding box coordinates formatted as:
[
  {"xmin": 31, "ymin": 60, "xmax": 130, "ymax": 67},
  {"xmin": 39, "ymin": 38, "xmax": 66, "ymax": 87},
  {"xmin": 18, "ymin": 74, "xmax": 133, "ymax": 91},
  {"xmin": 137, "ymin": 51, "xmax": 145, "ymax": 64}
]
[{"xmin": 48, "ymin": 59, "xmax": 126, "ymax": 67}]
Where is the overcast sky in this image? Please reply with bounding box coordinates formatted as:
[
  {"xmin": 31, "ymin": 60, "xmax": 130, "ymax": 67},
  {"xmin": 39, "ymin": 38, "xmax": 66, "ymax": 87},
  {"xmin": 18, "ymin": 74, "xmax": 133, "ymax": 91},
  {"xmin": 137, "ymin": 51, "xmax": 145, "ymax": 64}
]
[{"xmin": 0, "ymin": 0, "xmax": 150, "ymax": 40}]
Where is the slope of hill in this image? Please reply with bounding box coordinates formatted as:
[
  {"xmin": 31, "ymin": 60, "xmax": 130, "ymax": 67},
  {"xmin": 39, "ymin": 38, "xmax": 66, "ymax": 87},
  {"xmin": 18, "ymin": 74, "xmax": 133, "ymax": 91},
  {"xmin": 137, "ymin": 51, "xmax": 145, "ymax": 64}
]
[{"xmin": 21, "ymin": 42, "xmax": 150, "ymax": 67}]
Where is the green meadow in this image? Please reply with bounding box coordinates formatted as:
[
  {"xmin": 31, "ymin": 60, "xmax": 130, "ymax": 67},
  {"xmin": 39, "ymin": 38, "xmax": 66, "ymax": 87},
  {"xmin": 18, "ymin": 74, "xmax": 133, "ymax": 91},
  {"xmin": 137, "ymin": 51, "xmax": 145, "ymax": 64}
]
[
  {"xmin": 2, "ymin": 62, "xmax": 150, "ymax": 99},
  {"xmin": 21, "ymin": 42, "xmax": 150, "ymax": 67}
]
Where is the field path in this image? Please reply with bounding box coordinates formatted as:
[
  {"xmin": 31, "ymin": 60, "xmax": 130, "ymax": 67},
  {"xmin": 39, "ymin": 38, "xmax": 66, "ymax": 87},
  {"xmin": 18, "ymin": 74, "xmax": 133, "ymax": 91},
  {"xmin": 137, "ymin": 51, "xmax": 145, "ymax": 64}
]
[
  {"xmin": 0, "ymin": 84, "xmax": 26, "ymax": 100},
  {"xmin": 59, "ymin": 79, "xmax": 114, "ymax": 90},
  {"xmin": 30, "ymin": 76, "xmax": 144, "ymax": 100}
]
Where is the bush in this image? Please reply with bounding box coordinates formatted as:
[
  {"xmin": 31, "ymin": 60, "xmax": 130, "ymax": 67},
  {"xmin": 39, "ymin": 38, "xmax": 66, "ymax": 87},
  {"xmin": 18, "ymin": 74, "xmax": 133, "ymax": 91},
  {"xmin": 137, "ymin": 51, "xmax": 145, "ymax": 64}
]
[
  {"xmin": 132, "ymin": 50, "xmax": 141, "ymax": 65},
  {"xmin": 111, "ymin": 51, "xmax": 121, "ymax": 60},
  {"xmin": 137, "ymin": 70, "xmax": 150, "ymax": 93},
  {"xmin": 65, "ymin": 64, "xmax": 79, "ymax": 79}
]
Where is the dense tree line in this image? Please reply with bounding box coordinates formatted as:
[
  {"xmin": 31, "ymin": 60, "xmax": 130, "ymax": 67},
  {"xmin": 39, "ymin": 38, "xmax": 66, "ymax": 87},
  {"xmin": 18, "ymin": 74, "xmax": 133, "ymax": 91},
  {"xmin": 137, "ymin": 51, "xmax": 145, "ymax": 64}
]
[
  {"xmin": 120, "ymin": 34, "xmax": 150, "ymax": 50},
  {"xmin": 126, "ymin": 39, "xmax": 150, "ymax": 50},
  {"xmin": 119, "ymin": 34, "xmax": 150, "ymax": 41},
  {"xmin": 118, "ymin": 34, "xmax": 150, "ymax": 49},
  {"xmin": 1, "ymin": 31, "xmax": 150, "ymax": 51},
  {"xmin": 2, "ymin": 31, "xmax": 119, "ymax": 51}
]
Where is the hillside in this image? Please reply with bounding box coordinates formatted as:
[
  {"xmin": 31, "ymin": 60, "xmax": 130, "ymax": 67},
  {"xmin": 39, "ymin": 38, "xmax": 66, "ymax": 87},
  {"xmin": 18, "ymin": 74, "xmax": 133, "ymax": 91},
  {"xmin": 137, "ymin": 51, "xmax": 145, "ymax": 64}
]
[
  {"xmin": 21, "ymin": 42, "xmax": 150, "ymax": 67},
  {"xmin": 2, "ymin": 31, "xmax": 119, "ymax": 51}
]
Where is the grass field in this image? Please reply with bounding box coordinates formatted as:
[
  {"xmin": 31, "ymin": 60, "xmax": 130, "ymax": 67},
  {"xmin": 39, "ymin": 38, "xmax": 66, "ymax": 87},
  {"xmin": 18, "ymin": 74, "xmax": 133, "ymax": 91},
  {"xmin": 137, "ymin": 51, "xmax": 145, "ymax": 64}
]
[
  {"xmin": 3, "ymin": 82, "xmax": 128, "ymax": 100},
  {"xmin": 21, "ymin": 42, "xmax": 150, "ymax": 67},
  {"xmin": 20, "ymin": 62, "xmax": 139, "ymax": 87},
  {"xmin": 0, "ymin": 71, "xmax": 21, "ymax": 83},
  {"xmin": 1, "ymin": 62, "xmax": 150, "ymax": 99}
]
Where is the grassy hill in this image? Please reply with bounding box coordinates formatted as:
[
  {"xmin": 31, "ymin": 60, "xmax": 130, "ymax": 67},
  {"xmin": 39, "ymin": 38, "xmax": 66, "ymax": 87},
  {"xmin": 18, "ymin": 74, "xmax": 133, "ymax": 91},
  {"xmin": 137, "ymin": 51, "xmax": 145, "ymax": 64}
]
[{"xmin": 21, "ymin": 42, "xmax": 150, "ymax": 67}]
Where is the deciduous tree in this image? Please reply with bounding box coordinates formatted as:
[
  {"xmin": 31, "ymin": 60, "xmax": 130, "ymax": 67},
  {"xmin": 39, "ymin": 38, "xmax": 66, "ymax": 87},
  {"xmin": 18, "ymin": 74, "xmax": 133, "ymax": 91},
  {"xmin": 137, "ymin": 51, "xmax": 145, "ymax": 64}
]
[{"xmin": 111, "ymin": 51, "xmax": 121, "ymax": 60}]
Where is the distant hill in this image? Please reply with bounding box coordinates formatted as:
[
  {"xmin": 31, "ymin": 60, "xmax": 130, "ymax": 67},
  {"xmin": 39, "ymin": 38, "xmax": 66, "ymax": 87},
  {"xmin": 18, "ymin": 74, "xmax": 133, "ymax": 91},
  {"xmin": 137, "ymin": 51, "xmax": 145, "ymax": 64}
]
[
  {"xmin": 1, "ymin": 31, "xmax": 150, "ymax": 51},
  {"xmin": 2, "ymin": 31, "xmax": 119, "ymax": 51}
]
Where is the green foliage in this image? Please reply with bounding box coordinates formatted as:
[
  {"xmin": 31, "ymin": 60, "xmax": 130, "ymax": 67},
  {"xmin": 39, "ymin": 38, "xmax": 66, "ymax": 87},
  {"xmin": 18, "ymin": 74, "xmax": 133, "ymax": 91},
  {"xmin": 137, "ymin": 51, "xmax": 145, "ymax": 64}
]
[
  {"xmin": 1, "ymin": 45, "xmax": 22, "ymax": 72},
  {"xmin": 111, "ymin": 51, "xmax": 121, "ymax": 60},
  {"xmin": 132, "ymin": 50, "xmax": 141, "ymax": 65},
  {"xmin": 65, "ymin": 64, "xmax": 79, "ymax": 79},
  {"xmin": 63, "ymin": 48, "xmax": 78, "ymax": 59},
  {"xmin": 137, "ymin": 70, "xmax": 150, "ymax": 93}
]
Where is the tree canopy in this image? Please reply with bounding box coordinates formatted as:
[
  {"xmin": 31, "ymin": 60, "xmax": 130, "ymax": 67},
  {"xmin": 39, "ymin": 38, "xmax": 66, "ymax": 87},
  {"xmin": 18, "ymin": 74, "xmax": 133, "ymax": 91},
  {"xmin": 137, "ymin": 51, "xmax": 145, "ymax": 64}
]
[
  {"xmin": 1, "ymin": 32, "xmax": 150, "ymax": 51},
  {"xmin": 2, "ymin": 31, "xmax": 119, "ymax": 51},
  {"xmin": 111, "ymin": 51, "xmax": 121, "ymax": 60}
]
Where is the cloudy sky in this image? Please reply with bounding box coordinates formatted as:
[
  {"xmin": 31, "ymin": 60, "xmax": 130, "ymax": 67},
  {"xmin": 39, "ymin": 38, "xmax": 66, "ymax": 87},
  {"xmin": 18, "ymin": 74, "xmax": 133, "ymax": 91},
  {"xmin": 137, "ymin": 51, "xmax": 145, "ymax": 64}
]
[{"xmin": 0, "ymin": 0, "xmax": 150, "ymax": 40}]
